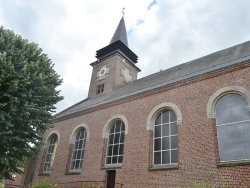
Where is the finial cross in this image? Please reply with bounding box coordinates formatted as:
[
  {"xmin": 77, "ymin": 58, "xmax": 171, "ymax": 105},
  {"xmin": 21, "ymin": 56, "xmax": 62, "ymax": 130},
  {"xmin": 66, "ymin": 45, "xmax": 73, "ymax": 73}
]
[{"xmin": 122, "ymin": 7, "xmax": 125, "ymax": 17}]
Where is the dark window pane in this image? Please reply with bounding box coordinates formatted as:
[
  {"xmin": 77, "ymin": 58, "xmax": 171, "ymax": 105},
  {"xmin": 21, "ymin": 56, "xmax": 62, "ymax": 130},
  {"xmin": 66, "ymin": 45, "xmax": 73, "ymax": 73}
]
[
  {"xmin": 154, "ymin": 151, "xmax": 161, "ymax": 165},
  {"xmin": 155, "ymin": 114, "xmax": 161, "ymax": 125},
  {"xmin": 162, "ymin": 124, "xmax": 170, "ymax": 137},
  {"xmin": 171, "ymin": 149, "xmax": 178, "ymax": 163},
  {"xmin": 162, "ymin": 150, "xmax": 170, "ymax": 164},
  {"xmin": 81, "ymin": 150, "xmax": 85, "ymax": 159},
  {"xmin": 162, "ymin": 137, "xmax": 170, "ymax": 150},
  {"xmin": 112, "ymin": 156, "xmax": 118, "ymax": 164},
  {"xmin": 76, "ymin": 132, "xmax": 81, "ymax": 140},
  {"xmin": 118, "ymin": 156, "xmax": 123, "ymax": 163},
  {"xmin": 45, "ymin": 155, "xmax": 50, "ymax": 162},
  {"xmin": 110, "ymin": 125, "xmax": 115, "ymax": 133},
  {"xmin": 78, "ymin": 140, "xmax": 84, "ymax": 149},
  {"xmin": 120, "ymin": 133, "xmax": 124, "ymax": 143},
  {"xmin": 170, "ymin": 122, "xmax": 178, "ymax": 135},
  {"xmin": 113, "ymin": 145, "xmax": 119, "ymax": 155},
  {"xmin": 80, "ymin": 130, "xmax": 86, "ymax": 139},
  {"xmin": 119, "ymin": 144, "xmax": 124, "ymax": 155},
  {"xmin": 114, "ymin": 133, "xmax": 120, "ymax": 144},
  {"xmin": 72, "ymin": 150, "xmax": 77, "ymax": 160},
  {"xmin": 79, "ymin": 160, "xmax": 83, "ymax": 169},
  {"xmin": 48, "ymin": 145, "xmax": 53, "ymax": 153},
  {"xmin": 171, "ymin": 135, "xmax": 178, "ymax": 149},
  {"xmin": 162, "ymin": 111, "xmax": 169, "ymax": 123},
  {"xmin": 170, "ymin": 110, "xmax": 177, "ymax": 122},
  {"xmin": 115, "ymin": 121, "xmax": 121, "ymax": 132},
  {"xmin": 76, "ymin": 150, "xmax": 81, "ymax": 159},
  {"xmin": 70, "ymin": 160, "xmax": 76, "ymax": 170},
  {"xmin": 106, "ymin": 157, "xmax": 111, "ymax": 164},
  {"xmin": 154, "ymin": 138, "xmax": 161, "ymax": 151},
  {"xmin": 154, "ymin": 125, "xmax": 161, "ymax": 137},
  {"xmin": 75, "ymin": 160, "xmax": 80, "ymax": 169},
  {"xmin": 107, "ymin": 145, "xmax": 113, "ymax": 156},
  {"xmin": 121, "ymin": 123, "xmax": 125, "ymax": 132},
  {"xmin": 109, "ymin": 134, "xmax": 114, "ymax": 144}
]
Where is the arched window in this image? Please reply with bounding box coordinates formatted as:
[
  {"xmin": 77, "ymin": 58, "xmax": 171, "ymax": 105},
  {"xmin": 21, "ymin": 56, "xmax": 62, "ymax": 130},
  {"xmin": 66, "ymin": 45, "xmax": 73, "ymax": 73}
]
[
  {"xmin": 215, "ymin": 93, "xmax": 250, "ymax": 162},
  {"xmin": 43, "ymin": 134, "xmax": 58, "ymax": 172},
  {"xmin": 70, "ymin": 128, "xmax": 87, "ymax": 171},
  {"xmin": 154, "ymin": 110, "xmax": 178, "ymax": 165},
  {"xmin": 106, "ymin": 120, "xmax": 125, "ymax": 165}
]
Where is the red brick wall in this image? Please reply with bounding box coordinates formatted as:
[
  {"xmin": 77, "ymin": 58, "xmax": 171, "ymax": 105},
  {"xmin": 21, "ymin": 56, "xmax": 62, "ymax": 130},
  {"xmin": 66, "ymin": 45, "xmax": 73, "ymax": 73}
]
[{"xmin": 31, "ymin": 64, "xmax": 250, "ymax": 187}]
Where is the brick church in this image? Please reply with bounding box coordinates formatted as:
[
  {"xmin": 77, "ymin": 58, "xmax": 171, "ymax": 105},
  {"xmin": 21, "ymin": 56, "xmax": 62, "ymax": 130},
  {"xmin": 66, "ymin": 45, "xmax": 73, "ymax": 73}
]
[{"xmin": 23, "ymin": 17, "xmax": 250, "ymax": 187}]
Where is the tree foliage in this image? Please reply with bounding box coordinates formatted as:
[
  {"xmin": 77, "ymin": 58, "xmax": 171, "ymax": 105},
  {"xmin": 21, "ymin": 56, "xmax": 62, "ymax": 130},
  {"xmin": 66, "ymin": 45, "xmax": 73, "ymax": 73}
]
[{"xmin": 0, "ymin": 26, "xmax": 63, "ymax": 179}]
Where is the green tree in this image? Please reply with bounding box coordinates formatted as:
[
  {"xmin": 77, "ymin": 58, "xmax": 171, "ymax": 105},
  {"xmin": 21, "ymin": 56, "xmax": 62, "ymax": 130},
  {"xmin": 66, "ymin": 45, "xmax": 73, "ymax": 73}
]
[{"xmin": 0, "ymin": 26, "xmax": 63, "ymax": 179}]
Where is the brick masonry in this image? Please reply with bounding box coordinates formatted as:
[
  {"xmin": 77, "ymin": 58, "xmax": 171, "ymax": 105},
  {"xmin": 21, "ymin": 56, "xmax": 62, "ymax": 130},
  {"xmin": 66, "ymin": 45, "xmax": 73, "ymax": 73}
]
[{"xmin": 27, "ymin": 62, "xmax": 250, "ymax": 188}]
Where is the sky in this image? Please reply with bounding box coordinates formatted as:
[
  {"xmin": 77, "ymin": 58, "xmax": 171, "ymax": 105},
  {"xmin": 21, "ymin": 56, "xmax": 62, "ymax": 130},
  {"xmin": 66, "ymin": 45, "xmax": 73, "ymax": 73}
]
[{"xmin": 0, "ymin": 0, "xmax": 250, "ymax": 113}]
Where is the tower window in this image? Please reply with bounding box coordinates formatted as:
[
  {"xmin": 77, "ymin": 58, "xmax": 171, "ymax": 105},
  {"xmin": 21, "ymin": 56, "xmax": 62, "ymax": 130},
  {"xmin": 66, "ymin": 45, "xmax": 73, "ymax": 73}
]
[{"xmin": 97, "ymin": 84, "xmax": 104, "ymax": 94}]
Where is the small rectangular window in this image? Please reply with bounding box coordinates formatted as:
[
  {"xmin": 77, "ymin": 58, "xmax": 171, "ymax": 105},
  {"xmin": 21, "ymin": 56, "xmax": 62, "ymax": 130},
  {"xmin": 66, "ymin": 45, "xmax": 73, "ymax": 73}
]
[{"xmin": 97, "ymin": 84, "xmax": 104, "ymax": 94}]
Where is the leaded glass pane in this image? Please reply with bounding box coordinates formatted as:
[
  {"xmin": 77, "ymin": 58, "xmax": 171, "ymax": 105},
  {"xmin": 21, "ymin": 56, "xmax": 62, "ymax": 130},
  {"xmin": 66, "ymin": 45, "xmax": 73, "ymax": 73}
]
[
  {"xmin": 162, "ymin": 111, "xmax": 169, "ymax": 123},
  {"xmin": 119, "ymin": 144, "xmax": 124, "ymax": 155},
  {"xmin": 162, "ymin": 150, "xmax": 170, "ymax": 164},
  {"xmin": 120, "ymin": 133, "xmax": 124, "ymax": 143},
  {"xmin": 162, "ymin": 124, "xmax": 169, "ymax": 137},
  {"xmin": 154, "ymin": 151, "xmax": 161, "ymax": 165},
  {"xmin": 170, "ymin": 122, "xmax": 177, "ymax": 135},
  {"xmin": 154, "ymin": 138, "xmax": 161, "ymax": 151},
  {"xmin": 118, "ymin": 156, "xmax": 123, "ymax": 163},
  {"xmin": 171, "ymin": 135, "xmax": 178, "ymax": 149},
  {"xmin": 162, "ymin": 137, "xmax": 170, "ymax": 150},
  {"xmin": 115, "ymin": 121, "xmax": 121, "ymax": 132},
  {"xmin": 121, "ymin": 124, "xmax": 125, "ymax": 132},
  {"xmin": 155, "ymin": 125, "xmax": 161, "ymax": 137},
  {"xmin": 109, "ymin": 134, "xmax": 114, "ymax": 144},
  {"xmin": 107, "ymin": 145, "xmax": 113, "ymax": 156},
  {"xmin": 113, "ymin": 145, "xmax": 119, "ymax": 155},
  {"xmin": 114, "ymin": 133, "xmax": 120, "ymax": 143},
  {"xmin": 170, "ymin": 110, "xmax": 177, "ymax": 122},
  {"xmin": 171, "ymin": 149, "xmax": 178, "ymax": 163},
  {"xmin": 155, "ymin": 115, "xmax": 161, "ymax": 125}
]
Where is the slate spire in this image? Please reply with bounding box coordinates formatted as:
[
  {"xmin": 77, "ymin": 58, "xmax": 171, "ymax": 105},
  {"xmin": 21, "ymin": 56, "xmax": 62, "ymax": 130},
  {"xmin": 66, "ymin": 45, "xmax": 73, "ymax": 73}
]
[{"xmin": 110, "ymin": 17, "xmax": 128, "ymax": 47}]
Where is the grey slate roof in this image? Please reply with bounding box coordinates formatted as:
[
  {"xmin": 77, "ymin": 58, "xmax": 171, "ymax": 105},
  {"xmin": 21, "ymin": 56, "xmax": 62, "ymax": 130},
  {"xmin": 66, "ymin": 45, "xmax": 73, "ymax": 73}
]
[
  {"xmin": 54, "ymin": 40, "xmax": 250, "ymax": 119},
  {"xmin": 110, "ymin": 17, "xmax": 128, "ymax": 47}
]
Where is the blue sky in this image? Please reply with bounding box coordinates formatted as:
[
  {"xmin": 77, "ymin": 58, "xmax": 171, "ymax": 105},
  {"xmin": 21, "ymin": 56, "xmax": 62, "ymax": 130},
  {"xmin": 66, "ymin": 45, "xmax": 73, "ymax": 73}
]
[{"xmin": 0, "ymin": 0, "xmax": 250, "ymax": 113}]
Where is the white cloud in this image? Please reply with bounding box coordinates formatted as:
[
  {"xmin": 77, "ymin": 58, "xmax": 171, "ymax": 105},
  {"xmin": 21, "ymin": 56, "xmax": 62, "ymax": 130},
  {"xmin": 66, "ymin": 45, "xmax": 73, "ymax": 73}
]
[{"xmin": 0, "ymin": 0, "xmax": 250, "ymax": 113}]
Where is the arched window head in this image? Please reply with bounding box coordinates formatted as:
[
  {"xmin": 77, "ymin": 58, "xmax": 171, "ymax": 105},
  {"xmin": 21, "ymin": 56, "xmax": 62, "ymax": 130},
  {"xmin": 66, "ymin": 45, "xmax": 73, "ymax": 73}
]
[
  {"xmin": 43, "ymin": 134, "xmax": 58, "ymax": 172},
  {"xmin": 70, "ymin": 128, "xmax": 87, "ymax": 171},
  {"xmin": 106, "ymin": 120, "xmax": 125, "ymax": 165},
  {"xmin": 153, "ymin": 110, "xmax": 178, "ymax": 165},
  {"xmin": 215, "ymin": 93, "xmax": 250, "ymax": 162}
]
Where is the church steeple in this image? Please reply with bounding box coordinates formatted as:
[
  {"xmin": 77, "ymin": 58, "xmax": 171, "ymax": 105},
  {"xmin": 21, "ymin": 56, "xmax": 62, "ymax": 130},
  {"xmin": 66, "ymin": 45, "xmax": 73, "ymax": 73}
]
[
  {"xmin": 88, "ymin": 17, "xmax": 140, "ymax": 98},
  {"xmin": 110, "ymin": 17, "xmax": 128, "ymax": 47}
]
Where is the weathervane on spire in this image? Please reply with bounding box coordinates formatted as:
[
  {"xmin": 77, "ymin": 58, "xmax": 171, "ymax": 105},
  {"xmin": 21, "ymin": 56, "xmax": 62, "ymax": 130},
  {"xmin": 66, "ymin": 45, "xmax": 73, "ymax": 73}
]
[{"xmin": 122, "ymin": 7, "xmax": 125, "ymax": 17}]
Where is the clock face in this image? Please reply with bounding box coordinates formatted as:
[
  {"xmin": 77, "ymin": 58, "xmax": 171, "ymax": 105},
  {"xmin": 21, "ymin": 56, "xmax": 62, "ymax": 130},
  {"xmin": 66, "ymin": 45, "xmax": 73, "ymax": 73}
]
[{"xmin": 99, "ymin": 67, "xmax": 107, "ymax": 77}]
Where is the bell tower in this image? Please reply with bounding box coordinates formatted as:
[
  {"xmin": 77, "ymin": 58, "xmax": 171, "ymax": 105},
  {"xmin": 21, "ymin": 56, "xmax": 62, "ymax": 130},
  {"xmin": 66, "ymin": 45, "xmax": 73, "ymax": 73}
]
[{"xmin": 88, "ymin": 17, "xmax": 140, "ymax": 98}]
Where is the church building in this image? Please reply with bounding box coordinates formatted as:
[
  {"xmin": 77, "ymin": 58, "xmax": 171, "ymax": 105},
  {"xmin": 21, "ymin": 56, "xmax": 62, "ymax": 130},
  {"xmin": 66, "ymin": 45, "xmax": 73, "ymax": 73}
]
[{"xmin": 23, "ymin": 17, "xmax": 250, "ymax": 187}]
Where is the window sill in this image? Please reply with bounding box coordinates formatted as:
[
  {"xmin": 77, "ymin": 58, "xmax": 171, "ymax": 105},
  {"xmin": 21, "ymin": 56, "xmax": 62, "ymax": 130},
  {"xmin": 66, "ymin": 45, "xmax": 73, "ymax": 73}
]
[
  {"xmin": 65, "ymin": 170, "xmax": 81, "ymax": 175},
  {"xmin": 217, "ymin": 160, "xmax": 250, "ymax": 167},
  {"xmin": 101, "ymin": 164, "xmax": 122, "ymax": 170},
  {"xmin": 149, "ymin": 164, "xmax": 179, "ymax": 171}
]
